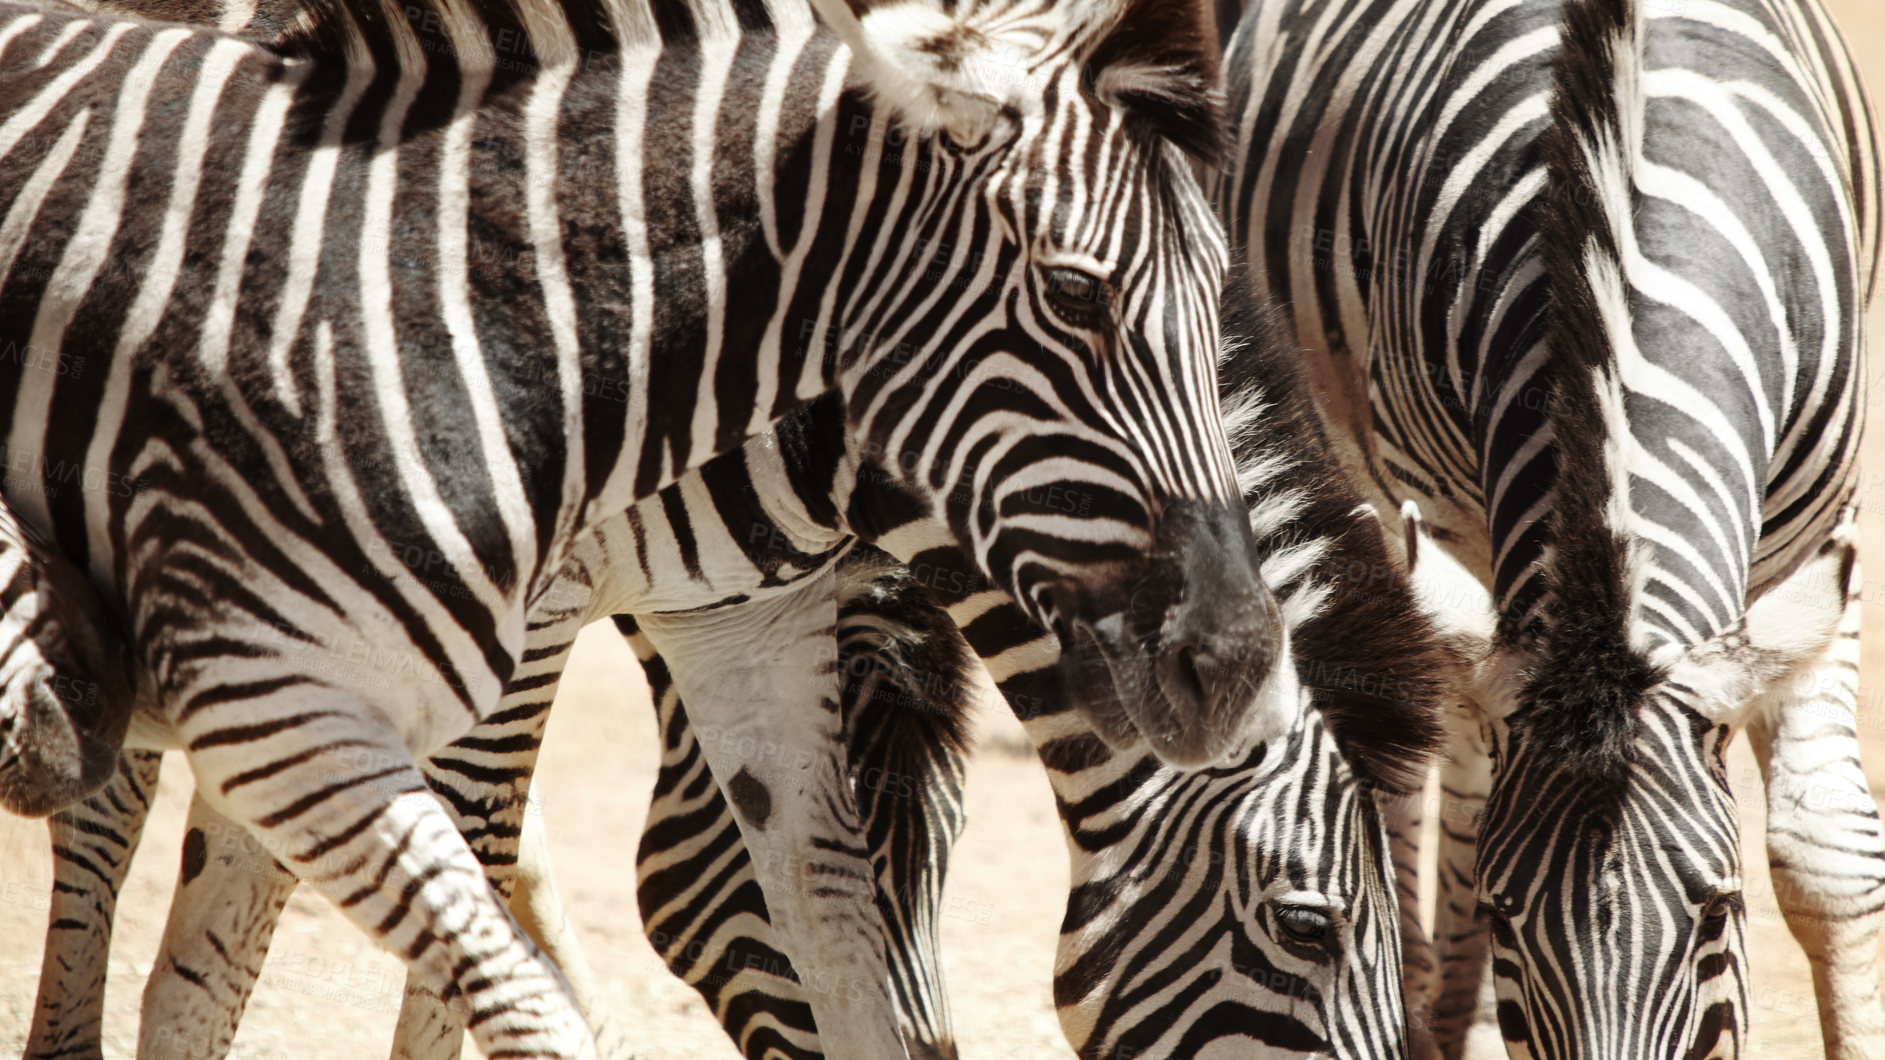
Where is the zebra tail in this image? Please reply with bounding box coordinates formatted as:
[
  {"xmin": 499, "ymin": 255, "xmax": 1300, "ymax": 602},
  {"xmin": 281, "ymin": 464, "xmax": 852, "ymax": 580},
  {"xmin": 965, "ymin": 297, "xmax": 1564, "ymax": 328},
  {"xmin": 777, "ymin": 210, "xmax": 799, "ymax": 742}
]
[
  {"xmin": 0, "ymin": 498, "xmax": 137, "ymax": 816},
  {"xmin": 1522, "ymin": 0, "xmax": 1663, "ymax": 785},
  {"xmin": 834, "ymin": 546, "xmax": 976, "ymax": 757}
]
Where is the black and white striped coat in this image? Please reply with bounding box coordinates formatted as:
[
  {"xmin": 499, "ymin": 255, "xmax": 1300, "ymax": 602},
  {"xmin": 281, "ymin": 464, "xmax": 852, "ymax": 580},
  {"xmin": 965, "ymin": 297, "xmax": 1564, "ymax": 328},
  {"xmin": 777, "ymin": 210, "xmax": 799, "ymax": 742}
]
[
  {"xmin": 0, "ymin": 0, "xmax": 1288, "ymax": 1054},
  {"xmin": 629, "ymin": 282, "xmax": 1449, "ymax": 1060},
  {"xmin": 1221, "ymin": 0, "xmax": 1884, "ymax": 1055},
  {"xmin": 25, "ymin": 280, "xmax": 1451, "ymax": 1059}
]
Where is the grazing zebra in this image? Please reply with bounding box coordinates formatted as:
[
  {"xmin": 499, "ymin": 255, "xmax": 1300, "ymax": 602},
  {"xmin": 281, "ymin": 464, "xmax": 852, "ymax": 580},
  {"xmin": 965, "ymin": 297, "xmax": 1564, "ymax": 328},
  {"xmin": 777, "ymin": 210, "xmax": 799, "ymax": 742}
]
[
  {"xmin": 0, "ymin": 0, "xmax": 1294, "ymax": 1052},
  {"xmin": 627, "ymin": 278, "xmax": 1450, "ymax": 1060},
  {"xmin": 1222, "ymin": 0, "xmax": 1884, "ymax": 1055},
  {"xmin": 29, "ymin": 279, "xmax": 1449, "ymax": 1059}
]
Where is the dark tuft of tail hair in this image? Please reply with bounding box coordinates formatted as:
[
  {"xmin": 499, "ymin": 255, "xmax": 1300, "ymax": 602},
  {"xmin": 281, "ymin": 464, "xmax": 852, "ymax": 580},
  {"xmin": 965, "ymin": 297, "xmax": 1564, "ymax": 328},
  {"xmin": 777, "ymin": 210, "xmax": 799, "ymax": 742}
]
[
  {"xmin": 1218, "ymin": 265, "xmax": 1448, "ymax": 794},
  {"xmin": 1521, "ymin": 0, "xmax": 1663, "ymax": 788},
  {"xmin": 835, "ymin": 546, "xmax": 977, "ymax": 760}
]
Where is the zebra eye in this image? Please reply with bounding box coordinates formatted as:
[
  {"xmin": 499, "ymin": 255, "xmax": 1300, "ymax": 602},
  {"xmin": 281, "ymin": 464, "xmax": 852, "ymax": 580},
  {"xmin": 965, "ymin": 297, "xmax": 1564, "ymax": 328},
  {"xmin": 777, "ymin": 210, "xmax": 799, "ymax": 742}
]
[
  {"xmin": 1477, "ymin": 892, "xmax": 1521, "ymax": 920},
  {"xmin": 1041, "ymin": 267, "xmax": 1106, "ymax": 322},
  {"xmin": 1274, "ymin": 905, "xmax": 1334, "ymax": 946},
  {"xmin": 1701, "ymin": 893, "xmax": 1739, "ymax": 925}
]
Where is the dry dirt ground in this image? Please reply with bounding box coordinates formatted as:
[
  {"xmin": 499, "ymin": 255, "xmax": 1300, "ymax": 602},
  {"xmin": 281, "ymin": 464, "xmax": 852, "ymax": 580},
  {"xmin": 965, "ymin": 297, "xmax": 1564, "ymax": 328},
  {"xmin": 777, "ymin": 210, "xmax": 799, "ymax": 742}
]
[{"xmin": 5, "ymin": 3, "xmax": 1885, "ymax": 1057}]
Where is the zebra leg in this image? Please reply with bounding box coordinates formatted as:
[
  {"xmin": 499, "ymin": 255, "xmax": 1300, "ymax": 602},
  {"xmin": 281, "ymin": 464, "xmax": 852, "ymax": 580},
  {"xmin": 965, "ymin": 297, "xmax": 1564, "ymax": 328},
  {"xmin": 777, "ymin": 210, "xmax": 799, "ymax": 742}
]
[
  {"xmin": 629, "ymin": 616, "xmax": 824, "ymax": 1059},
  {"xmin": 137, "ymin": 792, "xmax": 299, "ymax": 1060},
  {"xmin": 390, "ymin": 708, "xmax": 552, "ymax": 1060},
  {"xmin": 25, "ymin": 749, "xmax": 164, "ymax": 1060},
  {"xmin": 509, "ymin": 805, "xmax": 612, "ymax": 1051},
  {"xmin": 634, "ymin": 574, "xmax": 910, "ymax": 1060},
  {"xmin": 1746, "ymin": 535, "xmax": 1885, "ymax": 1060},
  {"xmin": 178, "ymin": 704, "xmax": 595, "ymax": 1060},
  {"xmin": 132, "ymin": 735, "xmax": 612, "ymax": 1060},
  {"xmin": 386, "ymin": 604, "xmax": 622, "ymax": 1060},
  {"xmin": 1378, "ymin": 767, "xmax": 1438, "ymax": 1060},
  {"xmin": 1427, "ymin": 705, "xmax": 1493, "ymax": 1060},
  {"xmin": 390, "ymin": 784, "xmax": 623, "ymax": 1060}
]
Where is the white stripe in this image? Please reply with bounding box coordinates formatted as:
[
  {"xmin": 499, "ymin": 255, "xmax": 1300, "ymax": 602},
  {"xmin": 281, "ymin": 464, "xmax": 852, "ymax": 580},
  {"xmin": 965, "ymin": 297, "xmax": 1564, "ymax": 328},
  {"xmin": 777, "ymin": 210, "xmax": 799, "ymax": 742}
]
[
  {"xmin": 595, "ymin": 52, "xmax": 658, "ymax": 519},
  {"xmin": 218, "ymin": 0, "xmax": 263, "ymax": 33},
  {"xmin": 747, "ymin": 27, "xmax": 834, "ymax": 433},
  {"xmin": 521, "ymin": 56, "xmax": 584, "ymax": 547},
  {"xmin": 0, "ymin": 20, "xmax": 126, "ymax": 167},
  {"xmin": 0, "ymin": 13, "xmax": 44, "ymax": 68},
  {"xmin": 88, "ymin": 56, "xmax": 311, "ymax": 590},
  {"xmin": 7, "ymin": 28, "xmax": 186, "ymax": 534},
  {"xmin": 109, "ymin": 40, "xmax": 246, "ymax": 378},
  {"xmin": 32, "ymin": 19, "xmax": 87, "ymax": 69},
  {"xmin": 0, "ymin": 111, "xmax": 87, "ymax": 296},
  {"xmin": 783, "ymin": 48, "xmax": 855, "ymax": 408},
  {"xmin": 356, "ymin": 45, "xmax": 509, "ymax": 641},
  {"xmin": 433, "ymin": 37, "xmax": 535, "ymax": 594},
  {"xmin": 685, "ymin": 33, "xmax": 738, "ymax": 476},
  {"xmin": 255, "ymin": 45, "xmax": 376, "ymax": 413}
]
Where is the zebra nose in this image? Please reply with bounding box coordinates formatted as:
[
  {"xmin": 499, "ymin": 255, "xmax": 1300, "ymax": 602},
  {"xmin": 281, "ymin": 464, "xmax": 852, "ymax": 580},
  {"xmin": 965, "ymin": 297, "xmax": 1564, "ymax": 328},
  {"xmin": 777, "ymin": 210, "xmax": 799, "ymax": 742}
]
[
  {"xmin": 1131, "ymin": 499, "xmax": 1287, "ymax": 768},
  {"xmin": 1148, "ymin": 582, "xmax": 1287, "ymax": 766}
]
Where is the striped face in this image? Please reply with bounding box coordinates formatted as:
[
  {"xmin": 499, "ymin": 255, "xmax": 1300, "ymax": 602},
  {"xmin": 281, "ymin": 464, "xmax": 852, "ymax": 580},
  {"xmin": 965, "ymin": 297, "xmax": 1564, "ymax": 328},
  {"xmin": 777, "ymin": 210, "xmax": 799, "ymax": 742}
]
[
  {"xmin": 1475, "ymin": 702, "xmax": 1745, "ymax": 1060},
  {"xmin": 1050, "ymin": 714, "xmax": 1409, "ymax": 1059},
  {"xmin": 840, "ymin": 61, "xmax": 1288, "ymax": 768}
]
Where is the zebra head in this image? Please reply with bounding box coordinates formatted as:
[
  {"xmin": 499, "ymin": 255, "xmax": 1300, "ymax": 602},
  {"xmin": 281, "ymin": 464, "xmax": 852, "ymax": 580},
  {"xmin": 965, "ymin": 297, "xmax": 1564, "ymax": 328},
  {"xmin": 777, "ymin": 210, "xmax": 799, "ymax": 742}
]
[
  {"xmin": 1042, "ymin": 285, "xmax": 1446, "ymax": 1058},
  {"xmin": 1466, "ymin": 528, "xmax": 1857, "ymax": 1059},
  {"xmin": 818, "ymin": 0, "xmax": 1287, "ymax": 769},
  {"xmin": 1049, "ymin": 711, "xmax": 1423, "ymax": 1060}
]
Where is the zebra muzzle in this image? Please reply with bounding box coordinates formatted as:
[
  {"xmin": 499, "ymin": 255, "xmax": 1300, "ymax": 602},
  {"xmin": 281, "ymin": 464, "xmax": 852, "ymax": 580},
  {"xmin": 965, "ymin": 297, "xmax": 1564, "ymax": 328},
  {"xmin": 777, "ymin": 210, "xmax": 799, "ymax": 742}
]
[{"xmin": 1060, "ymin": 499, "xmax": 1289, "ymax": 770}]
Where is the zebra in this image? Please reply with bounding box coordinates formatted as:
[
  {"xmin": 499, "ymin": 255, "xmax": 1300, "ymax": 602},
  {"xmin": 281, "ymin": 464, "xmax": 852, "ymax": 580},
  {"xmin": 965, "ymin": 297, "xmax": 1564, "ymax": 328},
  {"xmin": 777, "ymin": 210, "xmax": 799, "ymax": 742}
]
[
  {"xmin": 23, "ymin": 388, "xmax": 971, "ymax": 1060},
  {"xmin": 27, "ymin": 277, "xmax": 1451, "ymax": 1059},
  {"xmin": 1221, "ymin": 0, "xmax": 1885, "ymax": 1055},
  {"xmin": 0, "ymin": 0, "xmax": 1296, "ymax": 1053},
  {"xmin": 627, "ymin": 277, "xmax": 1453, "ymax": 1059}
]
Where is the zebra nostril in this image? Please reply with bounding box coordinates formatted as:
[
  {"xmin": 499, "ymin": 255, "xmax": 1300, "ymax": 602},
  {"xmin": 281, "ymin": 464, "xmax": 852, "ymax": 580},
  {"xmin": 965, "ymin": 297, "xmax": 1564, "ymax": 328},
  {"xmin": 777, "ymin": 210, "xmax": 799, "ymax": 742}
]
[{"xmin": 1164, "ymin": 644, "xmax": 1209, "ymax": 711}]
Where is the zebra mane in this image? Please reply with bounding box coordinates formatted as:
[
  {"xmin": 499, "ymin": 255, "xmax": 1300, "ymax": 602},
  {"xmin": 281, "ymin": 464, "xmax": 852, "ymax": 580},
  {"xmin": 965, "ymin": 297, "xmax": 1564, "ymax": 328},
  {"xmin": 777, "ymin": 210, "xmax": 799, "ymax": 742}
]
[
  {"xmin": 1081, "ymin": 0, "xmax": 1227, "ymax": 165},
  {"xmin": 1216, "ymin": 268, "xmax": 1446, "ymax": 793},
  {"xmin": 1522, "ymin": 0, "xmax": 1663, "ymax": 791}
]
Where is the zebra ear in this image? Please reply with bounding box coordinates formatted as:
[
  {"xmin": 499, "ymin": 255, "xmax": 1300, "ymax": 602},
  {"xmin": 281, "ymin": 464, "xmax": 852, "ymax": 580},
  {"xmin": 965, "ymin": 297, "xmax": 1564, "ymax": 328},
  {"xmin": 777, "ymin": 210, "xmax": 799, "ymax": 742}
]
[
  {"xmin": 1083, "ymin": 0, "xmax": 1226, "ymax": 163},
  {"xmin": 1392, "ymin": 501, "xmax": 1513, "ymax": 715},
  {"xmin": 807, "ymin": 0, "xmax": 1016, "ymax": 147},
  {"xmin": 1398, "ymin": 502, "xmax": 1497, "ymax": 643},
  {"xmin": 1663, "ymin": 525, "xmax": 1856, "ymax": 724}
]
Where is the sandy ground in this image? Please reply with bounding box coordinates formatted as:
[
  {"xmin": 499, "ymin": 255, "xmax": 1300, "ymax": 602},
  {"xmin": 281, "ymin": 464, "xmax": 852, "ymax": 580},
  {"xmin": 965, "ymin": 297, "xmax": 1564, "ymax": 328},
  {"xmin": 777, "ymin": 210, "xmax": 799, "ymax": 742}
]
[{"xmin": 4, "ymin": 3, "xmax": 1885, "ymax": 1057}]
